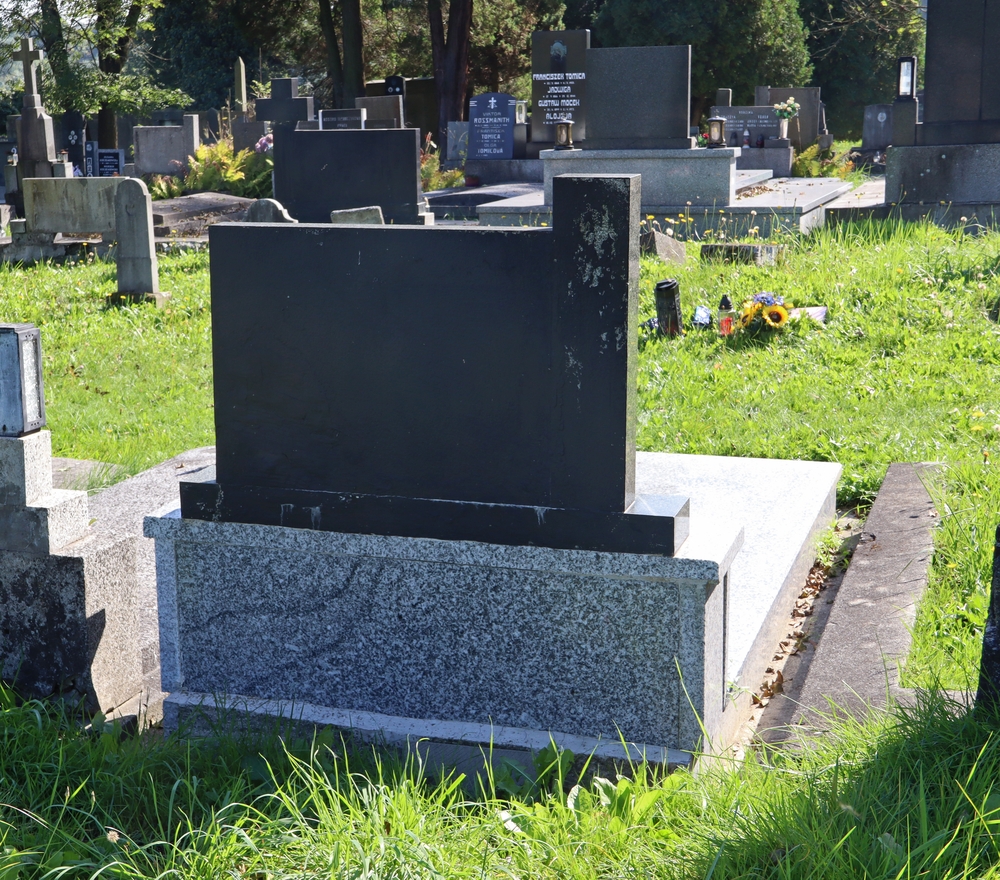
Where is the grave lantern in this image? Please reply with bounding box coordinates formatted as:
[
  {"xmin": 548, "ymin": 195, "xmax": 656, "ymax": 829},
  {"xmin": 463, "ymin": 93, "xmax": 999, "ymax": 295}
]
[
  {"xmin": 706, "ymin": 116, "xmax": 726, "ymax": 147},
  {"xmin": 554, "ymin": 118, "xmax": 575, "ymax": 149},
  {"xmin": 897, "ymin": 56, "xmax": 918, "ymax": 100},
  {"xmin": 515, "ymin": 101, "xmax": 527, "ymax": 125},
  {"xmin": 0, "ymin": 323, "xmax": 45, "ymax": 436}
]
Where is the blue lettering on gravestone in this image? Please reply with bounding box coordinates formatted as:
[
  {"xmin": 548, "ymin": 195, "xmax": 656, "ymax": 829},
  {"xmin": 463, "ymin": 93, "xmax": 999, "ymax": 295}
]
[{"xmin": 468, "ymin": 92, "xmax": 517, "ymax": 159}]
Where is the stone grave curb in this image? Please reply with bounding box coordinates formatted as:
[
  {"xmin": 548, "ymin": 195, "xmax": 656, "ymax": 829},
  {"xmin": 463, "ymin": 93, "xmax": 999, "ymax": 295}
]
[{"xmin": 756, "ymin": 462, "xmax": 958, "ymax": 747}]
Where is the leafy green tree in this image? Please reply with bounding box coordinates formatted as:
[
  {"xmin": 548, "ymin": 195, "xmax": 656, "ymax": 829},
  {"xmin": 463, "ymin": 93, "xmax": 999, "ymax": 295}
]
[
  {"xmin": 468, "ymin": 0, "xmax": 563, "ymax": 95},
  {"xmin": 799, "ymin": 0, "xmax": 924, "ymax": 137},
  {"xmin": 589, "ymin": 0, "xmax": 813, "ymax": 123},
  {"xmin": 2, "ymin": 0, "xmax": 189, "ymax": 147}
]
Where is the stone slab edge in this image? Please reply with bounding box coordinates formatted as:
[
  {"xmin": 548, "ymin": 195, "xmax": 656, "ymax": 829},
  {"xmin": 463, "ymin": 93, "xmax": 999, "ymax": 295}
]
[
  {"xmin": 713, "ymin": 466, "xmax": 839, "ymax": 750},
  {"xmin": 758, "ymin": 463, "xmax": 938, "ymax": 743},
  {"xmin": 164, "ymin": 690, "xmax": 692, "ymax": 770}
]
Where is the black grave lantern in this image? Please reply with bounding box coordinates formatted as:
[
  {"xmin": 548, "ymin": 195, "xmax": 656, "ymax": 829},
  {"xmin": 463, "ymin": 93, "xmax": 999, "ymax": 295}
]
[
  {"xmin": 554, "ymin": 118, "xmax": 575, "ymax": 149},
  {"xmin": 0, "ymin": 323, "xmax": 45, "ymax": 436},
  {"xmin": 897, "ymin": 56, "xmax": 918, "ymax": 99},
  {"xmin": 706, "ymin": 116, "xmax": 726, "ymax": 147}
]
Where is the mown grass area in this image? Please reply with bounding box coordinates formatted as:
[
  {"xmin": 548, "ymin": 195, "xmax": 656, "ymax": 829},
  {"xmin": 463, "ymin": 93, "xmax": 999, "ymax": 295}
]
[
  {"xmin": 0, "ymin": 250, "xmax": 213, "ymax": 478},
  {"xmin": 4, "ymin": 686, "xmax": 1000, "ymax": 878}
]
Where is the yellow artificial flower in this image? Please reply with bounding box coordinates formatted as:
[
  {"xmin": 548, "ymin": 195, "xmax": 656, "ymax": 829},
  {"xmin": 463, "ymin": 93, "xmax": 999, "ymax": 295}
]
[{"xmin": 763, "ymin": 304, "xmax": 789, "ymax": 328}]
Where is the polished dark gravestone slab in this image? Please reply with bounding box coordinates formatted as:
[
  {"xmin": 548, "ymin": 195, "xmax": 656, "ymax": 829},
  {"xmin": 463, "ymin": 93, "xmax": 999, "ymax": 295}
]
[
  {"xmin": 256, "ymin": 78, "xmax": 315, "ymax": 126},
  {"xmin": 531, "ymin": 29, "xmax": 589, "ymax": 143},
  {"xmin": 587, "ymin": 46, "xmax": 693, "ymax": 150},
  {"xmin": 916, "ymin": 0, "xmax": 1000, "ymax": 145},
  {"xmin": 709, "ymin": 105, "xmax": 781, "ymax": 147},
  {"xmin": 271, "ymin": 127, "xmax": 423, "ymax": 224},
  {"xmin": 183, "ymin": 174, "xmax": 689, "ymax": 555},
  {"xmin": 468, "ymin": 92, "xmax": 517, "ymax": 159}
]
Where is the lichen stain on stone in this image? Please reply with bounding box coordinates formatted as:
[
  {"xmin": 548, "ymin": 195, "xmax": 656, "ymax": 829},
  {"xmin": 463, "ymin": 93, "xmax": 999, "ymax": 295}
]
[
  {"xmin": 564, "ymin": 346, "xmax": 584, "ymax": 389},
  {"xmin": 576, "ymin": 205, "xmax": 618, "ymax": 259}
]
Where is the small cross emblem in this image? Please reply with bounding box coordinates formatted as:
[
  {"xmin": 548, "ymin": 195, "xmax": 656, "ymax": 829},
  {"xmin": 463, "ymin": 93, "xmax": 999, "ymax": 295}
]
[{"xmin": 488, "ymin": 97, "xmax": 497, "ymax": 109}]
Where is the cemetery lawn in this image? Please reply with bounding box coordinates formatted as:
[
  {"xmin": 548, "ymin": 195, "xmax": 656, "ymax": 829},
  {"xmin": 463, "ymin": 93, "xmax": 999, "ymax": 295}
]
[
  {"xmin": 0, "ymin": 249, "xmax": 213, "ymax": 483},
  {"xmin": 3, "ymin": 684, "xmax": 1000, "ymax": 878}
]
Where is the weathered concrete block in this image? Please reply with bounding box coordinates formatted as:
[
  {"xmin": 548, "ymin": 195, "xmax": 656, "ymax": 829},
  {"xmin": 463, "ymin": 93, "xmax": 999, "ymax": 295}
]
[
  {"xmin": 245, "ymin": 198, "xmax": 297, "ymax": 223},
  {"xmin": 113, "ymin": 178, "xmax": 167, "ymax": 307},
  {"xmin": 328, "ymin": 205, "xmax": 384, "ymax": 224},
  {"xmin": 133, "ymin": 114, "xmax": 200, "ymax": 176},
  {"xmin": 24, "ymin": 177, "xmax": 120, "ymax": 234}
]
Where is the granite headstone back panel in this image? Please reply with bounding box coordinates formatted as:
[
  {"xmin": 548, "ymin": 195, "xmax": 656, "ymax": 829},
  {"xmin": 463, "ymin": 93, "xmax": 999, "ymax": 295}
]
[
  {"xmin": 918, "ymin": 0, "xmax": 1000, "ymax": 145},
  {"xmin": 183, "ymin": 175, "xmax": 689, "ymax": 554},
  {"xmin": 271, "ymin": 127, "xmax": 422, "ymax": 224},
  {"xmin": 586, "ymin": 46, "xmax": 693, "ymax": 150}
]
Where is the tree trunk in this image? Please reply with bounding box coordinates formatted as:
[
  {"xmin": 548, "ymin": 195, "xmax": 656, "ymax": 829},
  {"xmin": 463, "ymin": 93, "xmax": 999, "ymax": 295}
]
[
  {"xmin": 39, "ymin": 0, "xmax": 71, "ymax": 91},
  {"xmin": 95, "ymin": 0, "xmax": 144, "ymax": 148},
  {"xmin": 317, "ymin": 0, "xmax": 345, "ymax": 107},
  {"xmin": 342, "ymin": 0, "xmax": 365, "ymax": 106},
  {"xmin": 428, "ymin": 0, "xmax": 473, "ymax": 157}
]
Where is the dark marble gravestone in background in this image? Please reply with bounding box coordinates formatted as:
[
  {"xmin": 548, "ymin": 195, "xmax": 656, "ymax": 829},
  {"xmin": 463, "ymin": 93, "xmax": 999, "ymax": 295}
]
[
  {"xmin": 586, "ymin": 46, "xmax": 693, "ymax": 149},
  {"xmin": 271, "ymin": 127, "xmax": 423, "ymax": 223},
  {"xmin": 256, "ymin": 78, "xmax": 315, "ymax": 126},
  {"xmin": 709, "ymin": 105, "xmax": 781, "ymax": 147},
  {"xmin": 531, "ymin": 29, "xmax": 590, "ymax": 143},
  {"xmin": 183, "ymin": 174, "xmax": 689, "ymax": 555},
  {"xmin": 918, "ymin": 0, "xmax": 1000, "ymax": 145},
  {"xmin": 468, "ymin": 92, "xmax": 517, "ymax": 159}
]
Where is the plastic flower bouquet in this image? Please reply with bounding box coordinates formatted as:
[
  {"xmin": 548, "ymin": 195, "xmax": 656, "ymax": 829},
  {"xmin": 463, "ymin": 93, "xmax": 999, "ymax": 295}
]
[{"xmin": 773, "ymin": 98, "xmax": 800, "ymax": 120}]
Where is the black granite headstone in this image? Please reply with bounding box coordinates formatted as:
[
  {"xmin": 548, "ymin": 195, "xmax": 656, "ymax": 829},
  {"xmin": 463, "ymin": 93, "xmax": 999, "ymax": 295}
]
[
  {"xmin": 531, "ymin": 30, "xmax": 589, "ymax": 143},
  {"xmin": 918, "ymin": 0, "xmax": 1000, "ymax": 145},
  {"xmin": 587, "ymin": 46, "xmax": 693, "ymax": 149},
  {"xmin": 468, "ymin": 92, "xmax": 517, "ymax": 159},
  {"xmin": 59, "ymin": 110, "xmax": 86, "ymax": 172},
  {"xmin": 862, "ymin": 104, "xmax": 893, "ymax": 152},
  {"xmin": 256, "ymin": 77, "xmax": 315, "ymax": 125},
  {"xmin": 271, "ymin": 127, "xmax": 423, "ymax": 224},
  {"xmin": 385, "ymin": 75, "xmax": 406, "ymax": 96},
  {"xmin": 319, "ymin": 109, "xmax": 366, "ymax": 130},
  {"xmin": 97, "ymin": 148, "xmax": 124, "ymax": 176},
  {"xmin": 183, "ymin": 174, "xmax": 689, "ymax": 555}
]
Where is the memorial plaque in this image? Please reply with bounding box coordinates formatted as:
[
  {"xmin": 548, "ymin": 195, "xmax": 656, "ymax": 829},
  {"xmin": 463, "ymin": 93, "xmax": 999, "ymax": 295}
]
[
  {"xmin": 320, "ymin": 109, "xmax": 366, "ymax": 130},
  {"xmin": 468, "ymin": 92, "xmax": 517, "ymax": 159},
  {"xmin": 531, "ymin": 29, "xmax": 589, "ymax": 143},
  {"xmin": 84, "ymin": 140, "xmax": 97, "ymax": 177},
  {"xmin": 97, "ymin": 148, "xmax": 124, "ymax": 177},
  {"xmin": 709, "ymin": 106, "xmax": 780, "ymax": 146},
  {"xmin": 60, "ymin": 110, "xmax": 86, "ymax": 173}
]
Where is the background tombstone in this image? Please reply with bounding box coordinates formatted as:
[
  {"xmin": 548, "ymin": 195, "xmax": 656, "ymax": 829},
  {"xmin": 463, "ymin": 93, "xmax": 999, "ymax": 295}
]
[
  {"xmin": 754, "ymin": 86, "xmax": 826, "ymax": 149},
  {"xmin": 530, "ymin": 29, "xmax": 589, "ymax": 146},
  {"xmin": 709, "ymin": 105, "xmax": 780, "ymax": 147},
  {"xmin": 271, "ymin": 127, "xmax": 431, "ymax": 224},
  {"xmin": 585, "ymin": 46, "xmax": 693, "ymax": 149},
  {"xmin": 355, "ymin": 95, "xmax": 404, "ymax": 129},
  {"xmin": 60, "ymin": 111, "xmax": 86, "ymax": 174},
  {"xmin": 468, "ymin": 93, "xmax": 517, "ymax": 159},
  {"xmin": 319, "ymin": 109, "xmax": 366, "ymax": 130},
  {"xmin": 385, "ymin": 75, "xmax": 406, "ymax": 97},
  {"xmin": 97, "ymin": 148, "xmax": 125, "ymax": 177},
  {"xmin": 233, "ymin": 57, "xmax": 267, "ymax": 153},
  {"xmin": 12, "ymin": 37, "xmax": 56, "ymax": 206},
  {"xmin": 862, "ymin": 104, "xmax": 893, "ymax": 152},
  {"xmin": 255, "ymin": 78, "xmax": 315, "ymax": 128}
]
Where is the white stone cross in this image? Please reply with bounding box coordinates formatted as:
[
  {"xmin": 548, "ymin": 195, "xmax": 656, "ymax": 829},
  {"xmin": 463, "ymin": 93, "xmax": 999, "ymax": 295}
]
[{"xmin": 13, "ymin": 37, "xmax": 43, "ymax": 98}]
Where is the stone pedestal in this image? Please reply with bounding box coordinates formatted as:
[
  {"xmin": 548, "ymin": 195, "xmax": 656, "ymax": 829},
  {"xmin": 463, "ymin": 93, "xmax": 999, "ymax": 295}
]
[
  {"xmin": 886, "ymin": 142, "xmax": 1000, "ymax": 204},
  {"xmin": 0, "ymin": 431, "xmax": 141, "ymax": 712},
  {"xmin": 145, "ymin": 512, "xmax": 742, "ymax": 757},
  {"xmin": 541, "ymin": 148, "xmax": 740, "ymax": 208}
]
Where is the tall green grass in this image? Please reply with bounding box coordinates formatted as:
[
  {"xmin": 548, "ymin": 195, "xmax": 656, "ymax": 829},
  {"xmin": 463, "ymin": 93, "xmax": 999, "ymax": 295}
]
[{"xmin": 5, "ymin": 685, "xmax": 1000, "ymax": 878}]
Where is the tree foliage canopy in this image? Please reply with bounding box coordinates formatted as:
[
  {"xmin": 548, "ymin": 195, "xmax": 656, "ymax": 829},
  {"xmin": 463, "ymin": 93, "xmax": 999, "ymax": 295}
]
[{"xmin": 591, "ymin": 0, "xmax": 813, "ymax": 120}]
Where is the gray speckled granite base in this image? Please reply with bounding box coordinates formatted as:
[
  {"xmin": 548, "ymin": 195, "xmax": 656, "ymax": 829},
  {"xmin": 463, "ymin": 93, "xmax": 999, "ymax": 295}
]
[{"xmin": 146, "ymin": 510, "xmax": 742, "ymax": 754}]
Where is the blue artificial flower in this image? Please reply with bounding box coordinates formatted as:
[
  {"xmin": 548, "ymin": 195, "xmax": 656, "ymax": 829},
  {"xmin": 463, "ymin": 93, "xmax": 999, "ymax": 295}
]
[{"xmin": 753, "ymin": 291, "xmax": 784, "ymax": 307}]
